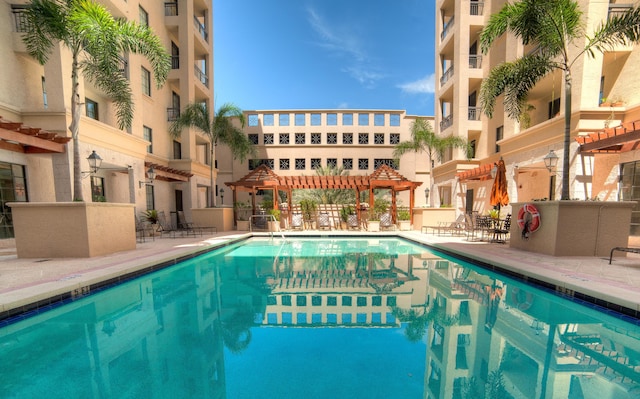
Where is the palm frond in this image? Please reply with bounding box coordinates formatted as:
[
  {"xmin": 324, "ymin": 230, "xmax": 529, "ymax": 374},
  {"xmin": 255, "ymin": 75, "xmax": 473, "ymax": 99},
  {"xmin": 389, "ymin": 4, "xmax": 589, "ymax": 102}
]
[
  {"xmin": 169, "ymin": 102, "xmax": 211, "ymax": 139},
  {"xmin": 586, "ymin": 6, "xmax": 640, "ymax": 56}
]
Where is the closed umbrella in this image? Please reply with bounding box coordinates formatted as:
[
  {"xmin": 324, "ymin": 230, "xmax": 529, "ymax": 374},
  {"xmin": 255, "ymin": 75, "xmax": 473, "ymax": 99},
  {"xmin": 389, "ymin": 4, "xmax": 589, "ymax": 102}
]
[{"xmin": 490, "ymin": 159, "xmax": 509, "ymax": 210}]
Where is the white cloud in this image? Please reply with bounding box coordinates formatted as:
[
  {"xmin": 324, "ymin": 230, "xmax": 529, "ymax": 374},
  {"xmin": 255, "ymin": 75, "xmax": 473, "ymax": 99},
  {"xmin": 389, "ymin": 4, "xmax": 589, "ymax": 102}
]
[
  {"xmin": 344, "ymin": 67, "xmax": 385, "ymax": 89},
  {"xmin": 397, "ymin": 74, "xmax": 436, "ymax": 94},
  {"xmin": 307, "ymin": 6, "xmax": 367, "ymax": 61},
  {"xmin": 336, "ymin": 102, "xmax": 349, "ymax": 109}
]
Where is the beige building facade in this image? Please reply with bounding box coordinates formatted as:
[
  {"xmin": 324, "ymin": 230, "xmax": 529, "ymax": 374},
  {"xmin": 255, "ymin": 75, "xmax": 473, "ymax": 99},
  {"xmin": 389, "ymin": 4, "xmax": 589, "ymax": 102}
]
[
  {"xmin": 0, "ymin": 0, "xmax": 215, "ymax": 237},
  {"xmin": 434, "ymin": 0, "xmax": 640, "ymax": 234}
]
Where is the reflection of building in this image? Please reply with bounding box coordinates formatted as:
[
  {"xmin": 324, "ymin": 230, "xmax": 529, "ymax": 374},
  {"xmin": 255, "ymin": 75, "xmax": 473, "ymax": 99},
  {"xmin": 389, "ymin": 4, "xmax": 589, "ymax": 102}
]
[{"xmin": 424, "ymin": 257, "xmax": 640, "ymax": 399}]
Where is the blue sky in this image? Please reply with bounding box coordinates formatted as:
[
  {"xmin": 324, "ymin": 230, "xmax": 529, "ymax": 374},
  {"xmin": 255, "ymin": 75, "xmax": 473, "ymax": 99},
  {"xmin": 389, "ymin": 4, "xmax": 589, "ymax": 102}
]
[{"xmin": 213, "ymin": 0, "xmax": 436, "ymax": 116}]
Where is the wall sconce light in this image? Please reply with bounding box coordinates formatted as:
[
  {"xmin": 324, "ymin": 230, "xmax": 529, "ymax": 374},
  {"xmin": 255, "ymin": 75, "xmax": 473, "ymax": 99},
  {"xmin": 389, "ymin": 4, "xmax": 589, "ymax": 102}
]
[
  {"xmin": 82, "ymin": 150, "xmax": 103, "ymax": 177},
  {"xmin": 543, "ymin": 150, "xmax": 559, "ymax": 173},
  {"xmin": 424, "ymin": 187, "xmax": 430, "ymax": 206},
  {"xmin": 139, "ymin": 166, "xmax": 157, "ymax": 188},
  {"xmin": 220, "ymin": 187, "xmax": 225, "ymax": 205}
]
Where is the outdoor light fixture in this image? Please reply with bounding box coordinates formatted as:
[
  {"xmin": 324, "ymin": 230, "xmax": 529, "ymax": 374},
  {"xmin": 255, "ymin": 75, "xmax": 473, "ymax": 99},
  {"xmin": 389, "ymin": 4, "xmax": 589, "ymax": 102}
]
[
  {"xmin": 543, "ymin": 150, "xmax": 559, "ymax": 173},
  {"xmin": 220, "ymin": 187, "xmax": 225, "ymax": 205},
  {"xmin": 139, "ymin": 166, "xmax": 157, "ymax": 188},
  {"xmin": 82, "ymin": 150, "xmax": 103, "ymax": 176},
  {"xmin": 424, "ymin": 187, "xmax": 430, "ymax": 206}
]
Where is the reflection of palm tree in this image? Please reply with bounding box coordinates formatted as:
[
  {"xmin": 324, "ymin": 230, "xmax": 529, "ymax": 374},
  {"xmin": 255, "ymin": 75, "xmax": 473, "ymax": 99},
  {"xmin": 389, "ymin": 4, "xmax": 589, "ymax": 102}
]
[
  {"xmin": 221, "ymin": 306, "xmax": 255, "ymax": 354},
  {"xmin": 392, "ymin": 303, "xmax": 458, "ymax": 343}
]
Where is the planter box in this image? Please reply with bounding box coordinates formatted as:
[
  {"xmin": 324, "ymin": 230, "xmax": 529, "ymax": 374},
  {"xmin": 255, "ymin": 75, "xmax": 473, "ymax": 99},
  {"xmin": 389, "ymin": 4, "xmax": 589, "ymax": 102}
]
[
  {"xmin": 192, "ymin": 207, "xmax": 234, "ymax": 232},
  {"xmin": 236, "ymin": 220, "xmax": 250, "ymax": 231},
  {"xmin": 268, "ymin": 221, "xmax": 280, "ymax": 232},
  {"xmin": 9, "ymin": 202, "xmax": 136, "ymax": 258},
  {"xmin": 368, "ymin": 221, "xmax": 380, "ymax": 232},
  {"xmin": 398, "ymin": 220, "xmax": 411, "ymax": 231},
  {"xmin": 509, "ymin": 201, "xmax": 634, "ymax": 256}
]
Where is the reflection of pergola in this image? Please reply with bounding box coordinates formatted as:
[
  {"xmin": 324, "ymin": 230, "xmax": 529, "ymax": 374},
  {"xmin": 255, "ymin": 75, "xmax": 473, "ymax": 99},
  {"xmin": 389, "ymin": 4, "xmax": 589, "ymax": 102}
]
[{"xmin": 226, "ymin": 164, "xmax": 422, "ymax": 224}]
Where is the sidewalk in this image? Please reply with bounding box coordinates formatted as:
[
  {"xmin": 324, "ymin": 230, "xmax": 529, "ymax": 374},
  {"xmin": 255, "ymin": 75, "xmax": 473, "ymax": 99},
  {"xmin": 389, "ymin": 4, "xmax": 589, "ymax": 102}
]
[{"xmin": 1, "ymin": 230, "xmax": 639, "ymax": 322}]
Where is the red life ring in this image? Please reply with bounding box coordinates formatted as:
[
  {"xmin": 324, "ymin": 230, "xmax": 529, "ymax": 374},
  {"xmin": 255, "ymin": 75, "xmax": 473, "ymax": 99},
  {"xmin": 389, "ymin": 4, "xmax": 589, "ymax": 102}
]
[{"xmin": 517, "ymin": 203, "xmax": 541, "ymax": 233}]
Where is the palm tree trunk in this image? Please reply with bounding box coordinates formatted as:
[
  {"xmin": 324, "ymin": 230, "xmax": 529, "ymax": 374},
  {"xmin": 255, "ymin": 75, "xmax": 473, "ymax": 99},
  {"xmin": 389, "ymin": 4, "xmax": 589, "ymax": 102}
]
[
  {"xmin": 69, "ymin": 51, "xmax": 83, "ymax": 201},
  {"xmin": 562, "ymin": 70, "xmax": 572, "ymax": 200},
  {"xmin": 210, "ymin": 142, "xmax": 216, "ymax": 207}
]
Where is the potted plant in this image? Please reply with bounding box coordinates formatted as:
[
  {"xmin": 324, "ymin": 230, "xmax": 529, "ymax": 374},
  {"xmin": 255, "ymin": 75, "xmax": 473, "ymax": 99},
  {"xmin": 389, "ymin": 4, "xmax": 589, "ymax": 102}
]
[
  {"xmin": 267, "ymin": 209, "xmax": 280, "ymax": 231},
  {"xmin": 368, "ymin": 199, "xmax": 389, "ymax": 232},
  {"xmin": 300, "ymin": 199, "xmax": 317, "ymax": 228},
  {"xmin": 340, "ymin": 205, "xmax": 354, "ymax": 230},
  {"xmin": 234, "ymin": 201, "xmax": 251, "ymax": 231},
  {"xmin": 397, "ymin": 209, "xmax": 411, "ymax": 231},
  {"xmin": 488, "ymin": 209, "xmax": 500, "ymax": 220}
]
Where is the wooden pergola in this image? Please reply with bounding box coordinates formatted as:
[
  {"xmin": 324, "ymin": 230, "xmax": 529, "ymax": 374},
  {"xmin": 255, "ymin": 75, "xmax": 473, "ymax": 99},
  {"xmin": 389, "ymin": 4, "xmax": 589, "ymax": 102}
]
[{"xmin": 226, "ymin": 164, "xmax": 422, "ymax": 224}]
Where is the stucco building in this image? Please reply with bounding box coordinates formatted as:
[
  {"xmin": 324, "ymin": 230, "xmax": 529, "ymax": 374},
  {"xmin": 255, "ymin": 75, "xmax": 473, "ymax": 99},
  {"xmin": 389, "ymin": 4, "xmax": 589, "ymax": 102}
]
[{"xmin": 434, "ymin": 0, "xmax": 640, "ymax": 234}]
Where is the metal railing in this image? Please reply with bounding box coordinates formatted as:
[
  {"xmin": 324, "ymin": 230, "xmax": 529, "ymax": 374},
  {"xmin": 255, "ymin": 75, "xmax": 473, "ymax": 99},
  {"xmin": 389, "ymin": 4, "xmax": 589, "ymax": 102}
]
[
  {"xmin": 468, "ymin": 107, "xmax": 481, "ymax": 121},
  {"xmin": 469, "ymin": 54, "xmax": 482, "ymax": 69},
  {"xmin": 194, "ymin": 16, "xmax": 208, "ymax": 42},
  {"xmin": 194, "ymin": 64, "xmax": 208, "ymax": 87},
  {"xmin": 164, "ymin": 2, "xmax": 178, "ymax": 16},
  {"xmin": 440, "ymin": 16, "xmax": 455, "ymax": 41},
  {"xmin": 171, "ymin": 55, "xmax": 180, "ymax": 69},
  {"xmin": 167, "ymin": 108, "xmax": 180, "ymax": 121},
  {"xmin": 440, "ymin": 65, "xmax": 454, "ymax": 86},
  {"xmin": 12, "ymin": 8, "xmax": 31, "ymax": 33},
  {"xmin": 608, "ymin": 4, "xmax": 633, "ymax": 20},
  {"xmin": 440, "ymin": 114, "xmax": 454, "ymax": 131},
  {"xmin": 470, "ymin": 1, "xmax": 484, "ymax": 16}
]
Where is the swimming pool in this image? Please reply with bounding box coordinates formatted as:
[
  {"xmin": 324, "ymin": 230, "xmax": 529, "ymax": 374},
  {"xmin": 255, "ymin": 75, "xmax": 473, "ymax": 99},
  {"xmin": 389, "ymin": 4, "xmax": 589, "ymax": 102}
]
[{"xmin": 0, "ymin": 237, "xmax": 638, "ymax": 398}]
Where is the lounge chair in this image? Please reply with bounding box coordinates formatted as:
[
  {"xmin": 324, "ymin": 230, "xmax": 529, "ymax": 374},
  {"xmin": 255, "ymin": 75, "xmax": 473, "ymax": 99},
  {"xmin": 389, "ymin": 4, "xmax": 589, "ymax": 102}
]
[
  {"xmin": 318, "ymin": 212, "xmax": 331, "ymax": 230},
  {"xmin": 290, "ymin": 213, "xmax": 304, "ymax": 230},
  {"xmin": 380, "ymin": 212, "xmax": 396, "ymax": 231},
  {"xmin": 177, "ymin": 210, "xmax": 217, "ymax": 236},
  {"xmin": 157, "ymin": 211, "xmax": 179, "ymax": 238},
  {"xmin": 609, "ymin": 247, "xmax": 640, "ymax": 264},
  {"xmin": 347, "ymin": 214, "xmax": 360, "ymax": 230},
  {"xmin": 135, "ymin": 215, "xmax": 155, "ymax": 243}
]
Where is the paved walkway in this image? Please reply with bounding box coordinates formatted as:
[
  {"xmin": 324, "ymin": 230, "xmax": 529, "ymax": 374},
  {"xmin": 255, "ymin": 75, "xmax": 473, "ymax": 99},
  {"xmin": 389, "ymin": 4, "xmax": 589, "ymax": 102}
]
[{"xmin": 1, "ymin": 230, "xmax": 639, "ymax": 321}]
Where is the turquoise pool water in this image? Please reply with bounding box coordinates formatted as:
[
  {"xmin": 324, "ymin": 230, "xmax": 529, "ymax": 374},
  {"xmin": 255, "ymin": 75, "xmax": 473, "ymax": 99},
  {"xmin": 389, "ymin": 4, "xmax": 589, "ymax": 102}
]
[{"xmin": 0, "ymin": 237, "xmax": 639, "ymax": 398}]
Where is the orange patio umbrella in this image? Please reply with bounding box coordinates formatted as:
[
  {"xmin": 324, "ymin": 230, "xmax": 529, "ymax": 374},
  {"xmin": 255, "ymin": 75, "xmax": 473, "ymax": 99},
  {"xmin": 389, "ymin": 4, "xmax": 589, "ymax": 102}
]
[{"xmin": 490, "ymin": 159, "xmax": 509, "ymax": 209}]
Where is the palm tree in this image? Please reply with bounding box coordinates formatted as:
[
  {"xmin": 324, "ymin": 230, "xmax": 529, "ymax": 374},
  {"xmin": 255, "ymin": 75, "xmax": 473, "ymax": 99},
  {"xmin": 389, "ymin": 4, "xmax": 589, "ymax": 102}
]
[
  {"xmin": 292, "ymin": 165, "xmax": 356, "ymax": 205},
  {"xmin": 169, "ymin": 102, "xmax": 255, "ymax": 207},
  {"xmin": 22, "ymin": 0, "xmax": 170, "ymax": 201},
  {"xmin": 393, "ymin": 118, "xmax": 469, "ymax": 207},
  {"xmin": 479, "ymin": 0, "xmax": 640, "ymax": 200}
]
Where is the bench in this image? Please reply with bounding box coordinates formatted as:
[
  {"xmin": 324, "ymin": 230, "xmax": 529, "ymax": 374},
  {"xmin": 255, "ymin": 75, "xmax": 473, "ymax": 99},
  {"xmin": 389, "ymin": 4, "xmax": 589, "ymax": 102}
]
[{"xmin": 609, "ymin": 247, "xmax": 640, "ymax": 264}]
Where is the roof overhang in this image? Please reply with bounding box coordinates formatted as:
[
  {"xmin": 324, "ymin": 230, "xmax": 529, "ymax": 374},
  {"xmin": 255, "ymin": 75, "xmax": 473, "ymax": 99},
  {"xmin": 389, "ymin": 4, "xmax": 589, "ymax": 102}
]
[
  {"xmin": 577, "ymin": 120, "xmax": 640, "ymax": 154},
  {"xmin": 0, "ymin": 121, "xmax": 68, "ymax": 154}
]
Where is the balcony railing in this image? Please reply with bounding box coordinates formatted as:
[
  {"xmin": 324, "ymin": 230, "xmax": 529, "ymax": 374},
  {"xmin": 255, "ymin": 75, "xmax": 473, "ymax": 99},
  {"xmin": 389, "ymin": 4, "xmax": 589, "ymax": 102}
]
[
  {"xmin": 608, "ymin": 4, "xmax": 633, "ymax": 20},
  {"xmin": 171, "ymin": 55, "xmax": 180, "ymax": 69},
  {"xmin": 440, "ymin": 114, "xmax": 454, "ymax": 131},
  {"xmin": 167, "ymin": 108, "xmax": 180, "ymax": 121},
  {"xmin": 468, "ymin": 107, "xmax": 481, "ymax": 121},
  {"xmin": 194, "ymin": 16, "xmax": 208, "ymax": 42},
  {"xmin": 165, "ymin": 2, "xmax": 178, "ymax": 16},
  {"xmin": 440, "ymin": 16, "xmax": 455, "ymax": 41},
  {"xmin": 12, "ymin": 7, "xmax": 31, "ymax": 33},
  {"xmin": 470, "ymin": 1, "xmax": 484, "ymax": 16},
  {"xmin": 469, "ymin": 54, "xmax": 482, "ymax": 69},
  {"xmin": 194, "ymin": 64, "xmax": 208, "ymax": 87},
  {"xmin": 440, "ymin": 65, "xmax": 454, "ymax": 86}
]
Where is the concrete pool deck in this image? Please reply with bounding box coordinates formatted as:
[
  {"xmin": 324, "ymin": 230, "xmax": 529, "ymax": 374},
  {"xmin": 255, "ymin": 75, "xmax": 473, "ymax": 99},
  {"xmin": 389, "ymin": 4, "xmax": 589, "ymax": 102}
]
[{"xmin": 0, "ymin": 230, "xmax": 639, "ymax": 322}]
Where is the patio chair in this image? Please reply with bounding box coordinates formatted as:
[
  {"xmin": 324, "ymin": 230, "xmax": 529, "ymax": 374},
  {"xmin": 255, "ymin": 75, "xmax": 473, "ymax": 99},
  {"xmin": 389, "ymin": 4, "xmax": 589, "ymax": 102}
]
[
  {"xmin": 492, "ymin": 214, "xmax": 511, "ymax": 243},
  {"xmin": 156, "ymin": 211, "xmax": 179, "ymax": 238},
  {"xmin": 135, "ymin": 215, "xmax": 155, "ymax": 243},
  {"xmin": 347, "ymin": 214, "xmax": 360, "ymax": 230},
  {"xmin": 318, "ymin": 212, "xmax": 331, "ymax": 230},
  {"xmin": 291, "ymin": 213, "xmax": 304, "ymax": 230},
  {"xmin": 380, "ymin": 212, "xmax": 396, "ymax": 231},
  {"xmin": 177, "ymin": 210, "xmax": 217, "ymax": 236}
]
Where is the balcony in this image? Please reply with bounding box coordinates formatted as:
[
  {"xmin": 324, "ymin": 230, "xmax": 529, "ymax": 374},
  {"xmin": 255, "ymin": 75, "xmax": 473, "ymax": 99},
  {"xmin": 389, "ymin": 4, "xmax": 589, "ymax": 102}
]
[
  {"xmin": 468, "ymin": 107, "xmax": 481, "ymax": 121},
  {"xmin": 167, "ymin": 108, "xmax": 180, "ymax": 121},
  {"xmin": 164, "ymin": 2, "xmax": 178, "ymax": 16},
  {"xmin": 194, "ymin": 16, "xmax": 208, "ymax": 42},
  {"xmin": 608, "ymin": 4, "xmax": 633, "ymax": 20},
  {"xmin": 194, "ymin": 64, "xmax": 208, "ymax": 87},
  {"xmin": 171, "ymin": 55, "xmax": 180, "ymax": 69},
  {"xmin": 440, "ymin": 114, "xmax": 453, "ymax": 131},
  {"xmin": 469, "ymin": 54, "xmax": 482, "ymax": 69},
  {"xmin": 440, "ymin": 16, "xmax": 455, "ymax": 41},
  {"xmin": 12, "ymin": 7, "xmax": 30, "ymax": 33},
  {"xmin": 440, "ymin": 65, "xmax": 454, "ymax": 86},
  {"xmin": 470, "ymin": 1, "xmax": 484, "ymax": 16}
]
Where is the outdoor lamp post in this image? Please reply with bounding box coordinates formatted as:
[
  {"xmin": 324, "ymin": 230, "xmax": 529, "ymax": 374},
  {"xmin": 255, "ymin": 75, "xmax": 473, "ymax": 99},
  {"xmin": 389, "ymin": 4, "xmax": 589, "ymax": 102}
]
[
  {"xmin": 220, "ymin": 188, "xmax": 224, "ymax": 205},
  {"xmin": 543, "ymin": 150, "xmax": 559, "ymax": 173},
  {"xmin": 138, "ymin": 166, "xmax": 156, "ymax": 188},
  {"xmin": 424, "ymin": 188, "xmax": 430, "ymax": 207},
  {"xmin": 87, "ymin": 150, "xmax": 102, "ymax": 174}
]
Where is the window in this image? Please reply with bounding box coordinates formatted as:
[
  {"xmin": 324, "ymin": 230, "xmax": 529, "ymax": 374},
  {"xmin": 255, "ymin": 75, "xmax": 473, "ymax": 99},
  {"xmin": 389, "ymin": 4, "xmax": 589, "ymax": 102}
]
[
  {"xmin": 374, "ymin": 113, "xmax": 384, "ymax": 126},
  {"xmin": 296, "ymin": 296, "xmax": 307, "ymax": 306},
  {"xmin": 311, "ymin": 133, "xmax": 321, "ymax": 144},
  {"xmin": 496, "ymin": 125, "xmax": 503, "ymax": 153},
  {"xmin": 372, "ymin": 296, "xmax": 382, "ymax": 306},
  {"xmin": 279, "ymin": 133, "xmax": 289, "ymax": 144},
  {"xmin": 141, "ymin": 67, "xmax": 151, "ymax": 96},
  {"xmin": 469, "ymin": 140, "xmax": 477, "ymax": 158},
  {"xmin": 327, "ymin": 113, "xmax": 337, "ymax": 125},
  {"xmin": 358, "ymin": 133, "xmax": 369, "ymax": 145},
  {"xmin": 248, "ymin": 159, "xmax": 274, "ymax": 170},
  {"xmin": 248, "ymin": 114, "xmax": 259, "ymax": 126},
  {"xmin": 327, "ymin": 158, "xmax": 337, "ymax": 168},
  {"xmin": 390, "ymin": 133, "xmax": 400, "ymax": 144},
  {"xmin": 280, "ymin": 159, "xmax": 290, "ymax": 170},
  {"xmin": 282, "ymin": 295, "xmax": 292, "ymax": 306},
  {"xmin": 357, "ymin": 296, "xmax": 367, "ymax": 306},
  {"xmin": 374, "ymin": 159, "xmax": 397, "ymax": 169},
  {"xmin": 139, "ymin": 5, "xmax": 149, "ymax": 26},
  {"xmin": 358, "ymin": 113, "xmax": 369, "ymax": 126},
  {"xmin": 295, "ymin": 133, "xmax": 305, "ymax": 144},
  {"xmin": 248, "ymin": 134, "xmax": 259, "ymax": 145},
  {"xmin": 548, "ymin": 98, "xmax": 561, "ymax": 119},
  {"xmin": 173, "ymin": 140, "xmax": 182, "ymax": 159},
  {"xmin": 311, "ymin": 158, "xmax": 321, "ymax": 169},
  {"xmin": 264, "ymin": 113, "xmax": 274, "ymax": 126},
  {"xmin": 342, "ymin": 296, "xmax": 352, "ymax": 306},
  {"xmin": 85, "ymin": 99, "xmax": 99, "ymax": 120},
  {"xmin": 91, "ymin": 176, "xmax": 105, "ymax": 202},
  {"xmin": 145, "ymin": 185, "xmax": 155, "ymax": 210},
  {"xmin": 295, "ymin": 113, "xmax": 305, "ymax": 126},
  {"xmin": 386, "ymin": 296, "xmax": 396, "ymax": 306},
  {"xmin": 342, "ymin": 113, "xmax": 353, "ymax": 125},
  {"xmin": 390, "ymin": 114, "xmax": 400, "ymax": 126},
  {"xmin": 343, "ymin": 133, "xmax": 353, "ymax": 144},
  {"xmin": 311, "ymin": 113, "xmax": 321, "ymax": 126},
  {"xmin": 295, "ymin": 158, "xmax": 306, "ymax": 170},
  {"xmin": 358, "ymin": 158, "xmax": 369, "ymax": 170},
  {"xmin": 327, "ymin": 296, "xmax": 337, "ymax": 306},
  {"xmin": 374, "ymin": 133, "xmax": 384, "ymax": 144},
  {"xmin": 263, "ymin": 134, "xmax": 274, "ymax": 145},
  {"xmin": 343, "ymin": 158, "xmax": 353, "ymax": 170},
  {"xmin": 279, "ymin": 113, "xmax": 290, "ymax": 126},
  {"xmin": 327, "ymin": 132, "xmax": 337, "ymax": 144},
  {"xmin": 143, "ymin": 126, "xmax": 152, "ymax": 153}
]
